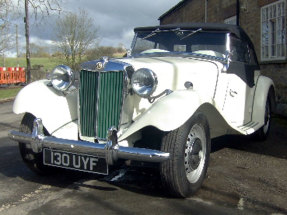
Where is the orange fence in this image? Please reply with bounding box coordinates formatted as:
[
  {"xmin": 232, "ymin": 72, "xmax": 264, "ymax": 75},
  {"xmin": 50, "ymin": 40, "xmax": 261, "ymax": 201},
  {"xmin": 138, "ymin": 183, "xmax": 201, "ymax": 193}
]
[{"xmin": 0, "ymin": 67, "xmax": 26, "ymax": 85}]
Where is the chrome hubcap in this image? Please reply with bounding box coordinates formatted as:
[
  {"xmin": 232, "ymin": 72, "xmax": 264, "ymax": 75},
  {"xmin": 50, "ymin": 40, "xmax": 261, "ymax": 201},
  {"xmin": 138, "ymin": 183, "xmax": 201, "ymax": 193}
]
[
  {"xmin": 185, "ymin": 138, "xmax": 202, "ymax": 172},
  {"xmin": 184, "ymin": 124, "xmax": 206, "ymax": 184}
]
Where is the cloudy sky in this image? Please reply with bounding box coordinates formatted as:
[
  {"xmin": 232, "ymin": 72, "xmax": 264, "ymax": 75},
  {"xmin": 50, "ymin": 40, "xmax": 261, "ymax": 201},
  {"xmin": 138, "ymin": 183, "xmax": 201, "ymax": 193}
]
[{"xmin": 10, "ymin": 0, "xmax": 180, "ymax": 56}]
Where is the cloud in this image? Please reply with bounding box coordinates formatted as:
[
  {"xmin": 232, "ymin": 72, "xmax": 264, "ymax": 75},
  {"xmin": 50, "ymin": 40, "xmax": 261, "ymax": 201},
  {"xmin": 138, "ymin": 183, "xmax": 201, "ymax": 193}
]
[
  {"xmin": 30, "ymin": 36, "xmax": 55, "ymax": 46},
  {"xmin": 32, "ymin": 0, "xmax": 179, "ymax": 46},
  {"xmin": 8, "ymin": 0, "xmax": 180, "ymax": 56}
]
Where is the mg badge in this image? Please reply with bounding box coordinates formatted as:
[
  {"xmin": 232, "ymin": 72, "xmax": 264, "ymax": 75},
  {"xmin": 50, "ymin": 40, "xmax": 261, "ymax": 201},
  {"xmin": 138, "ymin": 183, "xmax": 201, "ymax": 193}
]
[{"xmin": 96, "ymin": 62, "xmax": 103, "ymax": 70}]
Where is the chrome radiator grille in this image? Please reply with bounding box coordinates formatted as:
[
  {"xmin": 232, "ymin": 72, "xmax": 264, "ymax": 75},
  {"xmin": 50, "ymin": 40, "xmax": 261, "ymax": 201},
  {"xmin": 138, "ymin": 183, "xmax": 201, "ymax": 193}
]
[{"xmin": 79, "ymin": 70, "xmax": 124, "ymax": 139}]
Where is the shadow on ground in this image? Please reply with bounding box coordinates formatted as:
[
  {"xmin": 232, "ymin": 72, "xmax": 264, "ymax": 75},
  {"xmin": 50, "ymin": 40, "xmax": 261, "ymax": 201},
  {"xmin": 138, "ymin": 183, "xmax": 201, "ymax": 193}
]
[{"xmin": 211, "ymin": 117, "xmax": 287, "ymax": 160}]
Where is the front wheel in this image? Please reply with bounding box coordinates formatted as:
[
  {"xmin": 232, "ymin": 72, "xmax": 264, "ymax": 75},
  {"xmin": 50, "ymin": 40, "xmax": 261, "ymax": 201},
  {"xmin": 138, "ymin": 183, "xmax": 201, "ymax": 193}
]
[
  {"xmin": 19, "ymin": 113, "xmax": 57, "ymax": 175},
  {"xmin": 160, "ymin": 113, "xmax": 211, "ymax": 197}
]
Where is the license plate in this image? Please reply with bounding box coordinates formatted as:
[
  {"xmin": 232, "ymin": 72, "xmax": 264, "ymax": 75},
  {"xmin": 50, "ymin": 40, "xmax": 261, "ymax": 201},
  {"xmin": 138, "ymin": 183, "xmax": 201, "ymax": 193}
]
[{"xmin": 43, "ymin": 148, "xmax": 108, "ymax": 175}]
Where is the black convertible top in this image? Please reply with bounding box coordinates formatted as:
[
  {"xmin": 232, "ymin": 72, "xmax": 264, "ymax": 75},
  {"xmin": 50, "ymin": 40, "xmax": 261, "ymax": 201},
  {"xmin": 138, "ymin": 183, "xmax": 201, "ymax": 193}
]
[{"xmin": 134, "ymin": 23, "xmax": 253, "ymax": 48}]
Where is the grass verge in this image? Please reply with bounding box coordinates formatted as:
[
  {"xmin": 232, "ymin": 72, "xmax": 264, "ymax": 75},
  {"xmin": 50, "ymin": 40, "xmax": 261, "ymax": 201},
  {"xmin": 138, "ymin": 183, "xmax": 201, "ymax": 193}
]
[{"xmin": 0, "ymin": 87, "xmax": 23, "ymax": 100}]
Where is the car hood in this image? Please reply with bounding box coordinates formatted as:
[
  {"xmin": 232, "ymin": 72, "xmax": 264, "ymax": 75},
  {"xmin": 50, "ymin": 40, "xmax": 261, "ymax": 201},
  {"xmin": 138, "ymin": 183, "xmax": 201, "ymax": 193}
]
[{"xmin": 120, "ymin": 56, "xmax": 223, "ymax": 98}]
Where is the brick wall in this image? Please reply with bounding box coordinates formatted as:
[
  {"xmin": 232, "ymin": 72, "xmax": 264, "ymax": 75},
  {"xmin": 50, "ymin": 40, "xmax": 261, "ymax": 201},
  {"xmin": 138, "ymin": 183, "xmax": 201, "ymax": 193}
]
[
  {"xmin": 160, "ymin": 0, "xmax": 287, "ymax": 103},
  {"xmin": 160, "ymin": 0, "xmax": 205, "ymax": 24}
]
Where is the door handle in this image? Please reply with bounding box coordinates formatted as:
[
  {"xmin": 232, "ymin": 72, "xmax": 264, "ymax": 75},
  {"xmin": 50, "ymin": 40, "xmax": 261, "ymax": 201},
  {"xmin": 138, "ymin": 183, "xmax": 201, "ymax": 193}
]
[{"xmin": 229, "ymin": 89, "xmax": 238, "ymax": 97}]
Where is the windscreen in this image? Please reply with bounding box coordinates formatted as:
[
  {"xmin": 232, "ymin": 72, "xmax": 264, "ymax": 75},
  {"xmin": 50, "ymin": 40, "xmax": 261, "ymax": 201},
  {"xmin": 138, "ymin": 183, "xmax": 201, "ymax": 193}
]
[{"xmin": 131, "ymin": 30, "xmax": 227, "ymax": 58}]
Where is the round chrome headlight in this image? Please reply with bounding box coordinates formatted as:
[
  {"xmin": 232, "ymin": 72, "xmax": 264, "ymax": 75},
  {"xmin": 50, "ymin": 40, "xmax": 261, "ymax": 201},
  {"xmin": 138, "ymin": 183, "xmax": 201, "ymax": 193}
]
[
  {"xmin": 131, "ymin": 68, "xmax": 158, "ymax": 98},
  {"xmin": 50, "ymin": 65, "xmax": 74, "ymax": 91}
]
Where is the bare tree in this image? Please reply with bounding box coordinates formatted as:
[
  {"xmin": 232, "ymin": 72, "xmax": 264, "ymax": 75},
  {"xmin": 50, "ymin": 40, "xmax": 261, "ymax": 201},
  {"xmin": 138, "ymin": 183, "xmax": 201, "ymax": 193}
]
[
  {"xmin": 55, "ymin": 10, "xmax": 98, "ymax": 70},
  {"xmin": 0, "ymin": 0, "xmax": 11, "ymax": 23},
  {"xmin": 0, "ymin": 23, "xmax": 14, "ymax": 57},
  {"xmin": 30, "ymin": 43, "xmax": 51, "ymax": 57},
  {"xmin": 0, "ymin": 0, "xmax": 14, "ymax": 64},
  {"xmin": 21, "ymin": 0, "xmax": 61, "ymax": 83}
]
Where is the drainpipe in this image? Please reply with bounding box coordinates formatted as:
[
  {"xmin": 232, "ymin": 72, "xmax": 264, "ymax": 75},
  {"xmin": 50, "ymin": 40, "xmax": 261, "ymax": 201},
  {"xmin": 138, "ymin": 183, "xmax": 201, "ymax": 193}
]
[
  {"xmin": 205, "ymin": 0, "xmax": 208, "ymax": 23},
  {"xmin": 236, "ymin": 0, "xmax": 240, "ymax": 26}
]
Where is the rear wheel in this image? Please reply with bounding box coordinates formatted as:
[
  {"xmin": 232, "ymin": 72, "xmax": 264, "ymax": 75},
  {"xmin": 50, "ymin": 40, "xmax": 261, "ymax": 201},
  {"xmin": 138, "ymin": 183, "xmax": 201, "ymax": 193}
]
[
  {"xmin": 160, "ymin": 113, "xmax": 210, "ymax": 197},
  {"xmin": 252, "ymin": 96, "xmax": 271, "ymax": 141},
  {"xmin": 19, "ymin": 113, "xmax": 56, "ymax": 175}
]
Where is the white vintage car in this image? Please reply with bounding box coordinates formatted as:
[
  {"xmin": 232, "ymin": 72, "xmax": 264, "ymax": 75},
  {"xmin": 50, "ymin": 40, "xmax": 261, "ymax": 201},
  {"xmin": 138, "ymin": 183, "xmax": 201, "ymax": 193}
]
[{"xmin": 9, "ymin": 23, "xmax": 275, "ymax": 197}]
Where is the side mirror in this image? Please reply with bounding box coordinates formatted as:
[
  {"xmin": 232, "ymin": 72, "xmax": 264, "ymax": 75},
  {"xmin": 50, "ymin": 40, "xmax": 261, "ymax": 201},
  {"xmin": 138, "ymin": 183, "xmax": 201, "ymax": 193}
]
[
  {"xmin": 126, "ymin": 49, "xmax": 132, "ymax": 57},
  {"xmin": 122, "ymin": 49, "xmax": 132, "ymax": 58}
]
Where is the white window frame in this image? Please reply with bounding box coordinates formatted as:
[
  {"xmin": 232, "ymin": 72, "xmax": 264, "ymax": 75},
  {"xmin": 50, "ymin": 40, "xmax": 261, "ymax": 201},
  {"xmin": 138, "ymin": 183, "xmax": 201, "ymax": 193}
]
[
  {"xmin": 261, "ymin": 0, "xmax": 286, "ymax": 61},
  {"xmin": 224, "ymin": 16, "xmax": 237, "ymax": 25}
]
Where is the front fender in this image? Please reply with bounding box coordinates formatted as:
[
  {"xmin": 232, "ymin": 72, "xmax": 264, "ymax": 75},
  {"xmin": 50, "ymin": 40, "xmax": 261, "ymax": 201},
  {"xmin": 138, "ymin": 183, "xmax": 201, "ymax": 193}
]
[
  {"xmin": 119, "ymin": 90, "xmax": 211, "ymax": 141},
  {"xmin": 13, "ymin": 80, "xmax": 77, "ymax": 134}
]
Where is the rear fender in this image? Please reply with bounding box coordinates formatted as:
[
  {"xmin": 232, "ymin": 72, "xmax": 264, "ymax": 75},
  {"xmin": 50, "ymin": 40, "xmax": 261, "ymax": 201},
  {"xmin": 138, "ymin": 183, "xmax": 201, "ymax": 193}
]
[
  {"xmin": 13, "ymin": 80, "xmax": 78, "ymax": 134},
  {"xmin": 252, "ymin": 76, "xmax": 275, "ymax": 127}
]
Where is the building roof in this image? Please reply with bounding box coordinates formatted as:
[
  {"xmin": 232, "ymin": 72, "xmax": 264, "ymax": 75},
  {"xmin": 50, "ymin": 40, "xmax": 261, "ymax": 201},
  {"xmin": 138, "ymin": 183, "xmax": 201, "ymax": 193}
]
[{"xmin": 158, "ymin": 0, "xmax": 189, "ymax": 21}]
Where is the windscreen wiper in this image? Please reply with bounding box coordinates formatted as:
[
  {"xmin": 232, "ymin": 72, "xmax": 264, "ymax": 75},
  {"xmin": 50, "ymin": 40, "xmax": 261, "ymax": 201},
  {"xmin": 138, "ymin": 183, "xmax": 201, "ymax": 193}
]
[
  {"xmin": 142, "ymin": 28, "xmax": 181, "ymax": 40},
  {"xmin": 180, "ymin": 28, "xmax": 202, "ymax": 40},
  {"xmin": 142, "ymin": 28, "xmax": 161, "ymax": 40},
  {"xmin": 141, "ymin": 27, "xmax": 202, "ymax": 40}
]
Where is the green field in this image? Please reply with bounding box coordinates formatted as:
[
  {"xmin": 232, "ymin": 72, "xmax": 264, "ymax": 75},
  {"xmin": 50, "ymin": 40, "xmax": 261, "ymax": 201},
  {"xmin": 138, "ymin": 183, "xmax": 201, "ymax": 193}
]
[
  {"xmin": 0, "ymin": 87, "xmax": 22, "ymax": 100},
  {"xmin": 2, "ymin": 57, "xmax": 63, "ymax": 71}
]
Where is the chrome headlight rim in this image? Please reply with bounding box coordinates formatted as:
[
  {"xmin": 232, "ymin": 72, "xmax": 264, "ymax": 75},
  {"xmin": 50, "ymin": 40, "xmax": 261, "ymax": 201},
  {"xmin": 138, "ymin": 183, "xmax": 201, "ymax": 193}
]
[
  {"xmin": 50, "ymin": 65, "xmax": 74, "ymax": 92},
  {"xmin": 131, "ymin": 68, "xmax": 158, "ymax": 98}
]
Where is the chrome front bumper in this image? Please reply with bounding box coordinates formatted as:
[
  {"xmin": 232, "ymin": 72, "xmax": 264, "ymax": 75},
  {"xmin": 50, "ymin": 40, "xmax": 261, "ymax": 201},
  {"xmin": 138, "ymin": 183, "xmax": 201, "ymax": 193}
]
[{"xmin": 8, "ymin": 118, "xmax": 170, "ymax": 166}]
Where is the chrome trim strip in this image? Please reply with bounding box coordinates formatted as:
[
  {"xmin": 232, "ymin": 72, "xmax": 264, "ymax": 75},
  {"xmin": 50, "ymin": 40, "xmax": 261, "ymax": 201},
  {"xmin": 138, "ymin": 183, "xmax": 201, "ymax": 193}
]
[
  {"xmin": 8, "ymin": 119, "xmax": 170, "ymax": 166},
  {"xmin": 81, "ymin": 58, "xmax": 131, "ymax": 73},
  {"xmin": 77, "ymin": 73, "xmax": 83, "ymax": 139},
  {"xmin": 185, "ymin": 52, "xmax": 228, "ymax": 64},
  {"xmin": 130, "ymin": 32, "xmax": 138, "ymax": 52},
  {"xmin": 118, "ymin": 66, "xmax": 130, "ymax": 131},
  {"xmin": 95, "ymin": 71, "xmax": 101, "ymax": 137}
]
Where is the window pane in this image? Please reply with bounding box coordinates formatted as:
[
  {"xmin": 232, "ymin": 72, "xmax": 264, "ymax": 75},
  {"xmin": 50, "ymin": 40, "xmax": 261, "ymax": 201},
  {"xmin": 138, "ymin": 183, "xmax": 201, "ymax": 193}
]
[
  {"xmin": 261, "ymin": 0, "xmax": 286, "ymax": 60},
  {"xmin": 281, "ymin": 2, "xmax": 285, "ymax": 15},
  {"xmin": 279, "ymin": 43, "xmax": 283, "ymax": 56},
  {"xmin": 263, "ymin": 22, "xmax": 268, "ymax": 45},
  {"xmin": 174, "ymin": 45, "xmax": 186, "ymax": 52},
  {"xmin": 231, "ymin": 37, "xmax": 249, "ymax": 62}
]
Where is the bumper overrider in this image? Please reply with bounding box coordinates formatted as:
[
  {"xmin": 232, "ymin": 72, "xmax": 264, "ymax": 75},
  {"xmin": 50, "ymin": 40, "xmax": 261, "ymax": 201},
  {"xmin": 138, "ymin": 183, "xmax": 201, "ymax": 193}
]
[{"xmin": 8, "ymin": 118, "xmax": 170, "ymax": 174}]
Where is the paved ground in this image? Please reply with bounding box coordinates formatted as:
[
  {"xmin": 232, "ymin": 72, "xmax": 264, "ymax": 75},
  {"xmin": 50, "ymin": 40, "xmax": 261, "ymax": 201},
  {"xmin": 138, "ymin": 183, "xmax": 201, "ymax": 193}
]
[{"xmin": 0, "ymin": 100, "xmax": 287, "ymax": 215}]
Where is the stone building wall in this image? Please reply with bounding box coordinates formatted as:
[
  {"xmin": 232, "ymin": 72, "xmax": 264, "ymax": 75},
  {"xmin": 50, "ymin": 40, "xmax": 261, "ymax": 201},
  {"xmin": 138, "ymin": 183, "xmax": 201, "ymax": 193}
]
[{"xmin": 160, "ymin": 0, "xmax": 287, "ymax": 105}]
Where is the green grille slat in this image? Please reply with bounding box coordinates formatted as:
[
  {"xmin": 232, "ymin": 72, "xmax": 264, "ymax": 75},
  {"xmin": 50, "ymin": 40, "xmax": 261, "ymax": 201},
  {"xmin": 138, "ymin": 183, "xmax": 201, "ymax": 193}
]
[{"xmin": 79, "ymin": 70, "xmax": 124, "ymax": 139}]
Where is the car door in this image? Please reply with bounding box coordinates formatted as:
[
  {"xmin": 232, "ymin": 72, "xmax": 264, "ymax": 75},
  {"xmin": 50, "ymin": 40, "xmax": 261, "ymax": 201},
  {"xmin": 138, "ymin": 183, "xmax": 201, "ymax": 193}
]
[{"xmin": 222, "ymin": 35, "xmax": 260, "ymax": 126}]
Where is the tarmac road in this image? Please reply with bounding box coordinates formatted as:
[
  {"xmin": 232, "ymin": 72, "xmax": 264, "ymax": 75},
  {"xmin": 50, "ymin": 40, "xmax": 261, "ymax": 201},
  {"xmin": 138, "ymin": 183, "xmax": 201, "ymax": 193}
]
[{"xmin": 0, "ymin": 100, "xmax": 287, "ymax": 215}]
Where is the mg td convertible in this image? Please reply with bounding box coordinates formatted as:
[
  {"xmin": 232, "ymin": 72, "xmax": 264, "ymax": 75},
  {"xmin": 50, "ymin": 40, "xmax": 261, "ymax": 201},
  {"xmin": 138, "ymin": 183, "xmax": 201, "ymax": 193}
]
[{"xmin": 9, "ymin": 23, "xmax": 275, "ymax": 197}]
